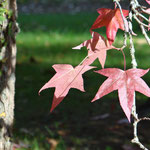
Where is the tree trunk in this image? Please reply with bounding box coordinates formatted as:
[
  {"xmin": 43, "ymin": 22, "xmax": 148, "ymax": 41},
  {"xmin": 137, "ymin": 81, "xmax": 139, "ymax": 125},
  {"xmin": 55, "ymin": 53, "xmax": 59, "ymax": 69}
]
[{"xmin": 0, "ymin": 0, "xmax": 18, "ymax": 149}]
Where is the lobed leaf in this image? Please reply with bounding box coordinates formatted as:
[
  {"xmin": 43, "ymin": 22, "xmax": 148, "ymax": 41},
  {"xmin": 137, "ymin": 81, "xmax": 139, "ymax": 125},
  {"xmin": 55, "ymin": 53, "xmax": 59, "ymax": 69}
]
[
  {"xmin": 91, "ymin": 8, "xmax": 129, "ymax": 45},
  {"xmin": 39, "ymin": 64, "xmax": 95, "ymax": 111},
  {"xmin": 92, "ymin": 68, "xmax": 150, "ymax": 122}
]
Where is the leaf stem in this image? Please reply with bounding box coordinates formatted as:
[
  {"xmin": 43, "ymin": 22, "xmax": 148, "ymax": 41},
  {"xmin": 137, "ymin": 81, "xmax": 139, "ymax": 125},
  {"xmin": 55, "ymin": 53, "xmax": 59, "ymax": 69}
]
[
  {"xmin": 113, "ymin": 0, "xmax": 129, "ymax": 72},
  {"xmin": 120, "ymin": 49, "xmax": 126, "ymax": 71},
  {"xmin": 78, "ymin": 55, "xmax": 89, "ymax": 66}
]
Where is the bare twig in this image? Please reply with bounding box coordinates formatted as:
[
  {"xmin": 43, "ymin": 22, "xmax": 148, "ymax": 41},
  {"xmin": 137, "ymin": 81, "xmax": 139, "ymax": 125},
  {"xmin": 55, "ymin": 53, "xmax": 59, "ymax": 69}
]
[
  {"xmin": 128, "ymin": 9, "xmax": 137, "ymax": 69},
  {"xmin": 138, "ymin": 13, "xmax": 150, "ymax": 23},
  {"xmin": 130, "ymin": 0, "xmax": 150, "ymax": 45},
  {"xmin": 132, "ymin": 11, "xmax": 150, "ymax": 45},
  {"xmin": 112, "ymin": 1, "xmax": 150, "ymax": 149},
  {"xmin": 139, "ymin": 24, "xmax": 150, "ymax": 45},
  {"xmin": 133, "ymin": 10, "xmax": 150, "ymax": 23},
  {"xmin": 128, "ymin": 0, "xmax": 150, "ymax": 149},
  {"xmin": 139, "ymin": 117, "xmax": 150, "ymax": 122},
  {"xmin": 133, "ymin": 14, "xmax": 149, "ymax": 28},
  {"xmin": 141, "ymin": 8, "xmax": 150, "ymax": 15}
]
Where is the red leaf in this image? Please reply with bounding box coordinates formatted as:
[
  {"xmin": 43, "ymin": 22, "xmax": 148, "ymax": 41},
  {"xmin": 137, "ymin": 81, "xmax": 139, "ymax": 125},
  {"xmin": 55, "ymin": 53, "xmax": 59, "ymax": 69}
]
[
  {"xmin": 39, "ymin": 64, "xmax": 95, "ymax": 111},
  {"xmin": 92, "ymin": 68, "xmax": 150, "ymax": 122},
  {"xmin": 91, "ymin": 8, "xmax": 129, "ymax": 45},
  {"xmin": 146, "ymin": 0, "xmax": 150, "ymax": 4},
  {"xmin": 73, "ymin": 32, "xmax": 119, "ymax": 68}
]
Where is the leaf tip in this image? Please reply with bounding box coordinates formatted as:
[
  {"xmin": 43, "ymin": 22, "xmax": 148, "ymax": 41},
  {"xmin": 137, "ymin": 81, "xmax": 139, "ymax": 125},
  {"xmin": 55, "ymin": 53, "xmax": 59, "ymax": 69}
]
[
  {"xmin": 50, "ymin": 107, "xmax": 54, "ymax": 113},
  {"xmin": 127, "ymin": 117, "xmax": 131, "ymax": 123},
  {"xmin": 38, "ymin": 88, "xmax": 42, "ymax": 96},
  {"xmin": 91, "ymin": 97, "xmax": 97, "ymax": 103},
  {"xmin": 72, "ymin": 46, "xmax": 80, "ymax": 50}
]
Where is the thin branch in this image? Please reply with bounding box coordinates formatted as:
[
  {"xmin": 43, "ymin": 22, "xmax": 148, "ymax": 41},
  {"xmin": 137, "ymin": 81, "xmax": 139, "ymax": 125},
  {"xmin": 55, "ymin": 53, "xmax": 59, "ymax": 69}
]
[
  {"xmin": 139, "ymin": 24, "xmax": 150, "ymax": 46},
  {"xmin": 131, "ymin": 0, "xmax": 150, "ymax": 46},
  {"xmin": 133, "ymin": 14, "xmax": 150, "ymax": 45},
  {"xmin": 131, "ymin": 5, "xmax": 150, "ymax": 23},
  {"xmin": 114, "ymin": 0, "xmax": 128, "ymax": 32},
  {"xmin": 132, "ymin": 137, "xmax": 148, "ymax": 150},
  {"xmin": 120, "ymin": 49, "xmax": 126, "ymax": 71},
  {"xmin": 137, "ymin": 13, "xmax": 150, "ymax": 23},
  {"xmin": 139, "ymin": 117, "xmax": 150, "ymax": 122},
  {"xmin": 113, "ymin": 0, "xmax": 128, "ymax": 50},
  {"xmin": 133, "ymin": 14, "xmax": 149, "ymax": 28},
  {"xmin": 128, "ymin": 12, "xmax": 137, "ymax": 68},
  {"xmin": 141, "ymin": 8, "xmax": 150, "ymax": 15},
  {"xmin": 129, "ymin": 1, "xmax": 150, "ymax": 150}
]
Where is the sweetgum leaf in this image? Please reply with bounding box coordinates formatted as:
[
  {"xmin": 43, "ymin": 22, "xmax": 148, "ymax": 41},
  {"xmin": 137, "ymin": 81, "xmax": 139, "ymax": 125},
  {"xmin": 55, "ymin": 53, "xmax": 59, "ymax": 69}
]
[
  {"xmin": 39, "ymin": 64, "xmax": 95, "ymax": 111},
  {"xmin": 73, "ymin": 32, "xmax": 119, "ymax": 68},
  {"xmin": 91, "ymin": 8, "xmax": 129, "ymax": 45},
  {"xmin": 92, "ymin": 68, "xmax": 150, "ymax": 122}
]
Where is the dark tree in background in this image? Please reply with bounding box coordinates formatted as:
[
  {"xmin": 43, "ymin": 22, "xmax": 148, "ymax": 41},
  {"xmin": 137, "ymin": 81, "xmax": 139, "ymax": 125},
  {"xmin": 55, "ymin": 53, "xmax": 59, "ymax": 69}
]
[{"xmin": 0, "ymin": 0, "xmax": 18, "ymax": 149}]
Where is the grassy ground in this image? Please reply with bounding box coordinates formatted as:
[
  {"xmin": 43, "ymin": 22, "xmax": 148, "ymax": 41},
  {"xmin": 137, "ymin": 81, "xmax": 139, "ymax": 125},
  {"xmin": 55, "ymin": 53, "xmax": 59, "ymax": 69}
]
[{"xmin": 14, "ymin": 13, "xmax": 150, "ymax": 150}]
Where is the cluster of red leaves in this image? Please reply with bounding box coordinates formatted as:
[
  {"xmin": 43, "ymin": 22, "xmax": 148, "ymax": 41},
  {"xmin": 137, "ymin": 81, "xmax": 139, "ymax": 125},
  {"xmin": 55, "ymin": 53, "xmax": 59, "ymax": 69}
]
[{"xmin": 39, "ymin": 7, "xmax": 150, "ymax": 122}]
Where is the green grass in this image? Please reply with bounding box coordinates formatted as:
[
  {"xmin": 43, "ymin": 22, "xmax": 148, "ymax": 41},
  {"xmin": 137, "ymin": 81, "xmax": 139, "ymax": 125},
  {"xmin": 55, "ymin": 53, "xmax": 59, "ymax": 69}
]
[{"xmin": 15, "ymin": 13, "xmax": 150, "ymax": 150}]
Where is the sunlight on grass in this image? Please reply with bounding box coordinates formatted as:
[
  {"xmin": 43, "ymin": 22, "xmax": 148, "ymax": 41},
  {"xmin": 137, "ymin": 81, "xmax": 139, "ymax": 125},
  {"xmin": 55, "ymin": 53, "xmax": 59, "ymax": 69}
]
[
  {"xmin": 17, "ymin": 31, "xmax": 91, "ymax": 65},
  {"xmin": 17, "ymin": 31, "xmax": 150, "ymax": 68}
]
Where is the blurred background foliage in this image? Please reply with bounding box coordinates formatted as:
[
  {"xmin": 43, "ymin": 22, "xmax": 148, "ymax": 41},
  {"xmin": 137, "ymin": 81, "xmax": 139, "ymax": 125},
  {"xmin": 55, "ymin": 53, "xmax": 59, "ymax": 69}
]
[
  {"xmin": 18, "ymin": 0, "xmax": 110, "ymax": 4},
  {"xmin": 14, "ymin": 0, "xmax": 150, "ymax": 150}
]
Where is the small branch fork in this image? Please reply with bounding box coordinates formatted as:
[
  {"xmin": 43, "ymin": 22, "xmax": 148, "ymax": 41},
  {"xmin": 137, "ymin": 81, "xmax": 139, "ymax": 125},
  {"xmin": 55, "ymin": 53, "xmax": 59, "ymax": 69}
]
[
  {"xmin": 113, "ymin": 0, "xmax": 150, "ymax": 150},
  {"xmin": 131, "ymin": 0, "xmax": 150, "ymax": 45}
]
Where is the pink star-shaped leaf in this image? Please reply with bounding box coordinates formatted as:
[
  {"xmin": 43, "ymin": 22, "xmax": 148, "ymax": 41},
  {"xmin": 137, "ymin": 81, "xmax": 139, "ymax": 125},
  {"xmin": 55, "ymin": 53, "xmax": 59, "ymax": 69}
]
[
  {"xmin": 92, "ymin": 68, "xmax": 150, "ymax": 122},
  {"xmin": 73, "ymin": 32, "xmax": 119, "ymax": 68},
  {"xmin": 39, "ymin": 64, "xmax": 95, "ymax": 111}
]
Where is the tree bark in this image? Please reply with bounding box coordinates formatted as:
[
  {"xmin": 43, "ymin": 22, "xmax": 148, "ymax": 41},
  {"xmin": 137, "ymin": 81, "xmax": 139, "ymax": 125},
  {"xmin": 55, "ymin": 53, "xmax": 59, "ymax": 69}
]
[{"xmin": 0, "ymin": 0, "xmax": 18, "ymax": 149}]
